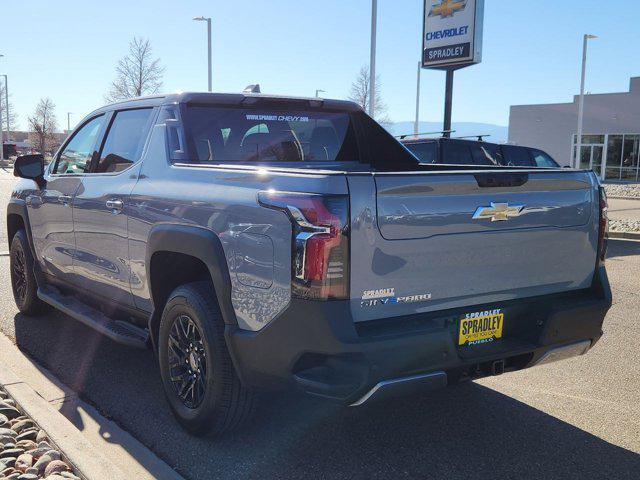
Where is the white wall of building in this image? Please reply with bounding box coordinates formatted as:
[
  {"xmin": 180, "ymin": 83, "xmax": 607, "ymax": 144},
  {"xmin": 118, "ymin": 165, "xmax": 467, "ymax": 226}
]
[{"xmin": 509, "ymin": 77, "xmax": 640, "ymax": 166}]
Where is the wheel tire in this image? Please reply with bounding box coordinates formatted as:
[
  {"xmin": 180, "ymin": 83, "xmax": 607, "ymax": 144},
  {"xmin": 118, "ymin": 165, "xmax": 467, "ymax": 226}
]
[
  {"xmin": 158, "ymin": 281, "xmax": 254, "ymax": 436},
  {"xmin": 10, "ymin": 230, "xmax": 49, "ymax": 316}
]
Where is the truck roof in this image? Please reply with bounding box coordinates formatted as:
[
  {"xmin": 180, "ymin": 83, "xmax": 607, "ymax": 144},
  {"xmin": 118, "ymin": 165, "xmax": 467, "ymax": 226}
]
[{"xmin": 88, "ymin": 92, "xmax": 363, "ymax": 118}]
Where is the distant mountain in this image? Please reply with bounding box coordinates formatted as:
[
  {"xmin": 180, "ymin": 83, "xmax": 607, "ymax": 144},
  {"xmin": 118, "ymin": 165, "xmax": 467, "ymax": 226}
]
[{"xmin": 386, "ymin": 121, "xmax": 508, "ymax": 143}]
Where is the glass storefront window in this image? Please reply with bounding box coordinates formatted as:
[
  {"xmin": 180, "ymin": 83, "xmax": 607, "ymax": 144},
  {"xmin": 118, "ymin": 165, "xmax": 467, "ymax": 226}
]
[
  {"xmin": 573, "ymin": 133, "xmax": 640, "ymax": 182},
  {"xmin": 572, "ymin": 134, "xmax": 606, "ymax": 146},
  {"xmin": 605, "ymin": 135, "xmax": 623, "ymax": 180}
]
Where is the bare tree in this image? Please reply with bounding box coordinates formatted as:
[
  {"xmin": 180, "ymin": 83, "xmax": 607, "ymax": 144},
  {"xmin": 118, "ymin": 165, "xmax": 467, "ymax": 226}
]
[
  {"xmin": 28, "ymin": 98, "xmax": 58, "ymax": 154},
  {"xmin": 0, "ymin": 84, "xmax": 18, "ymax": 135},
  {"xmin": 348, "ymin": 65, "xmax": 391, "ymax": 124},
  {"xmin": 105, "ymin": 37, "xmax": 165, "ymax": 102}
]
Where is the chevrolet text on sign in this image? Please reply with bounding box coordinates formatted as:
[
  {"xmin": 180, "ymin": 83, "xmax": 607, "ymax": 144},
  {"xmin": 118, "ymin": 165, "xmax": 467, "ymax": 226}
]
[{"xmin": 422, "ymin": 0, "xmax": 484, "ymax": 69}]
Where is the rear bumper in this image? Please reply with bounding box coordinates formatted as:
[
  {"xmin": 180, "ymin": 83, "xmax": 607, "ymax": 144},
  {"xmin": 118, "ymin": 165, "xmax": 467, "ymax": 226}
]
[{"xmin": 225, "ymin": 266, "xmax": 612, "ymax": 405}]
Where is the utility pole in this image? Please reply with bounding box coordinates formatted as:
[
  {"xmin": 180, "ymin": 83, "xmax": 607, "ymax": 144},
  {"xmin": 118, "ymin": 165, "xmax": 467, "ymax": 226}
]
[
  {"xmin": 414, "ymin": 62, "xmax": 421, "ymax": 137},
  {"xmin": 368, "ymin": 0, "xmax": 377, "ymax": 117},
  {"xmin": 575, "ymin": 34, "xmax": 598, "ymax": 168}
]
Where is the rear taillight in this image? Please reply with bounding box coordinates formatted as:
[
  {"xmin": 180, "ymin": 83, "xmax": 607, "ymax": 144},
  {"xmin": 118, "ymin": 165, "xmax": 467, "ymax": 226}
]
[
  {"xmin": 598, "ymin": 186, "xmax": 608, "ymax": 262},
  {"xmin": 258, "ymin": 191, "xmax": 349, "ymax": 300}
]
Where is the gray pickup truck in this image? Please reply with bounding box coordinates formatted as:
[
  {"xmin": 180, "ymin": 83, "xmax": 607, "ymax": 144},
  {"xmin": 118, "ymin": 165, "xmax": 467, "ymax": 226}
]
[{"xmin": 7, "ymin": 93, "xmax": 611, "ymax": 436}]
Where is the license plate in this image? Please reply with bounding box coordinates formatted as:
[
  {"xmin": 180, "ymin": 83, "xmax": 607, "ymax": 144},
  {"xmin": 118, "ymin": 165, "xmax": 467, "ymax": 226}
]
[{"xmin": 458, "ymin": 309, "xmax": 504, "ymax": 346}]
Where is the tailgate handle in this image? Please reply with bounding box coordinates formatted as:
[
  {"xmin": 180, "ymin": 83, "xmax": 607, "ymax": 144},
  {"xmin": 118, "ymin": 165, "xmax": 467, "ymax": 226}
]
[{"xmin": 474, "ymin": 173, "xmax": 529, "ymax": 188}]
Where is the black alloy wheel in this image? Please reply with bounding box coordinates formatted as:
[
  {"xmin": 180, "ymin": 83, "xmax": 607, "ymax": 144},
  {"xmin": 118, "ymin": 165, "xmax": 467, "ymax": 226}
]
[
  {"xmin": 11, "ymin": 245, "xmax": 27, "ymax": 304},
  {"xmin": 168, "ymin": 314, "xmax": 208, "ymax": 409}
]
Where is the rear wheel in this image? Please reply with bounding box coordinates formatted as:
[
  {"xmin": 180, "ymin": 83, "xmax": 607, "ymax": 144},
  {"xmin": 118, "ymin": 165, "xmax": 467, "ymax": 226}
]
[
  {"xmin": 10, "ymin": 230, "xmax": 49, "ymax": 316},
  {"xmin": 158, "ymin": 282, "xmax": 254, "ymax": 436}
]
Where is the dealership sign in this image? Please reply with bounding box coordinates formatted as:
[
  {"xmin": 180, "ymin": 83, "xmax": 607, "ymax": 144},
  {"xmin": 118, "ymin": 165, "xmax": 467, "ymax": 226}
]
[{"xmin": 422, "ymin": 0, "xmax": 484, "ymax": 69}]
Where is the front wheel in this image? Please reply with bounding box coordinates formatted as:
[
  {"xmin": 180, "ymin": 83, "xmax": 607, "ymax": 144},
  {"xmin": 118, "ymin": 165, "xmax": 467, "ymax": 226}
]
[
  {"xmin": 158, "ymin": 282, "xmax": 254, "ymax": 436},
  {"xmin": 10, "ymin": 230, "xmax": 49, "ymax": 316}
]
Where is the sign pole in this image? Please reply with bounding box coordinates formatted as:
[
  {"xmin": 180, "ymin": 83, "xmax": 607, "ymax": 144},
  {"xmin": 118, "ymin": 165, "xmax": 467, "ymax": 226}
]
[
  {"xmin": 414, "ymin": 61, "xmax": 421, "ymax": 137},
  {"xmin": 443, "ymin": 69, "xmax": 454, "ymax": 137}
]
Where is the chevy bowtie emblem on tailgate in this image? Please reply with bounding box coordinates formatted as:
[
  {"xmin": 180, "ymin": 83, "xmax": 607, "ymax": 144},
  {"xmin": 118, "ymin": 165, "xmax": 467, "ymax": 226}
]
[{"xmin": 472, "ymin": 202, "xmax": 525, "ymax": 222}]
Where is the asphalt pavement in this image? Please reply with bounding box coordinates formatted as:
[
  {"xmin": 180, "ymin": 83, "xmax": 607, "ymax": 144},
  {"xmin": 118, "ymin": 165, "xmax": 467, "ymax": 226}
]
[{"xmin": 0, "ymin": 169, "xmax": 639, "ymax": 479}]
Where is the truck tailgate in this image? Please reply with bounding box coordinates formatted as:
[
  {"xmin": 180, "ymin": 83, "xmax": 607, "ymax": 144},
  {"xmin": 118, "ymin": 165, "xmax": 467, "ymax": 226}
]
[{"xmin": 347, "ymin": 170, "xmax": 599, "ymax": 323}]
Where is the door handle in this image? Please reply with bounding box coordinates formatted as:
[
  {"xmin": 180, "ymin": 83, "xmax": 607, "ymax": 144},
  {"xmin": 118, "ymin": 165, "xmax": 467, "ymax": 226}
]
[
  {"xmin": 105, "ymin": 199, "xmax": 124, "ymax": 213},
  {"xmin": 58, "ymin": 194, "xmax": 72, "ymax": 206}
]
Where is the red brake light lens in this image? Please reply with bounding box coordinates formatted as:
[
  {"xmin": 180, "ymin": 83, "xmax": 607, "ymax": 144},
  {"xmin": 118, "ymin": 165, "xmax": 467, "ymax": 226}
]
[
  {"xmin": 598, "ymin": 186, "xmax": 608, "ymax": 262},
  {"xmin": 258, "ymin": 192, "xmax": 349, "ymax": 300}
]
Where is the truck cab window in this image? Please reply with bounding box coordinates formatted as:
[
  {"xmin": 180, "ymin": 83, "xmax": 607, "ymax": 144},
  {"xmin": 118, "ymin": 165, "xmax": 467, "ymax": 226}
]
[
  {"xmin": 441, "ymin": 141, "xmax": 473, "ymax": 165},
  {"xmin": 530, "ymin": 149, "xmax": 559, "ymax": 167},
  {"xmin": 95, "ymin": 108, "xmax": 154, "ymax": 173},
  {"xmin": 502, "ymin": 145, "xmax": 534, "ymax": 167},
  {"xmin": 54, "ymin": 115, "xmax": 105, "ymax": 174}
]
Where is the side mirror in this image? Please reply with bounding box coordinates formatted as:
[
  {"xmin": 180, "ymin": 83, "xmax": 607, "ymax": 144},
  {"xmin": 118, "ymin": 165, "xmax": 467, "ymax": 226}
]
[{"xmin": 14, "ymin": 154, "xmax": 46, "ymax": 188}]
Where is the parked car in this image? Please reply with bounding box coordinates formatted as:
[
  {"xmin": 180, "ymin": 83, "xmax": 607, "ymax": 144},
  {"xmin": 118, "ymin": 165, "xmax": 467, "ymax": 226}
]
[
  {"xmin": 2, "ymin": 142, "xmax": 17, "ymax": 160},
  {"xmin": 401, "ymin": 136, "xmax": 560, "ymax": 168},
  {"xmin": 7, "ymin": 93, "xmax": 611, "ymax": 436}
]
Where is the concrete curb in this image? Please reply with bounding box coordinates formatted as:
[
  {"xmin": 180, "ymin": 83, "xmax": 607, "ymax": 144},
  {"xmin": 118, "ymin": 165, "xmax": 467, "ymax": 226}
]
[
  {"xmin": 0, "ymin": 334, "xmax": 185, "ymax": 480},
  {"xmin": 607, "ymin": 196, "xmax": 640, "ymax": 201},
  {"xmin": 607, "ymin": 231, "xmax": 640, "ymax": 241},
  {"xmin": 0, "ymin": 362, "xmax": 116, "ymax": 479}
]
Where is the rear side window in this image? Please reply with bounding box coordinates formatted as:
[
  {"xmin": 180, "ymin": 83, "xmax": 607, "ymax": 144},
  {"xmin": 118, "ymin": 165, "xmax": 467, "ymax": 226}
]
[
  {"xmin": 95, "ymin": 108, "xmax": 154, "ymax": 173},
  {"xmin": 502, "ymin": 146, "xmax": 534, "ymax": 167},
  {"xmin": 405, "ymin": 142, "xmax": 437, "ymax": 164},
  {"xmin": 441, "ymin": 141, "xmax": 474, "ymax": 165},
  {"xmin": 183, "ymin": 107, "xmax": 359, "ymax": 163},
  {"xmin": 470, "ymin": 143, "xmax": 501, "ymax": 165},
  {"xmin": 529, "ymin": 149, "xmax": 559, "ymax": 168}
]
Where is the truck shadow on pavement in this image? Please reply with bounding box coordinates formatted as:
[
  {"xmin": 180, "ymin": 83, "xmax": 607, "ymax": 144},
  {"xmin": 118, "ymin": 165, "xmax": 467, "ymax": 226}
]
[
  {"xmin": 11, "ymin": 309, "xmax": 640, "ymax": 480},
  {"xmin": 607, "ymin": 239, "xmax": 640, "ymax": 259}
]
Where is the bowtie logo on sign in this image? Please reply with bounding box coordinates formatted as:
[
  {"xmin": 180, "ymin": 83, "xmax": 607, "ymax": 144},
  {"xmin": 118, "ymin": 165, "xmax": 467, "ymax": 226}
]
[{"xmin": 429, "ymin": 0, "xmax": 468, "ymax": 18}]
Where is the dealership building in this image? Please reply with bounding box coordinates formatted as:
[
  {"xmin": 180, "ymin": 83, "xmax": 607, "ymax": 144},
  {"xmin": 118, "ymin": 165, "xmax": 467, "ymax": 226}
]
[{"xmin": 509, "ymin": 76, "xmax": 640, "ymax": 181}]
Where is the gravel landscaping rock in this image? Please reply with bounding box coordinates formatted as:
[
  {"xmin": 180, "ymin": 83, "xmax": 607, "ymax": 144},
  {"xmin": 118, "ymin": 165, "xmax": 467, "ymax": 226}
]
[
  {"xmin": 609, "ymin": 219, "xmax": 640, "ymax": 232},
  {"xmin": 604, "ymin": 182, "xmax": 640, "ymax": 199},
  {"xmin": 0, "ymin": 387, "xmax": 78, "ymax": 480}
]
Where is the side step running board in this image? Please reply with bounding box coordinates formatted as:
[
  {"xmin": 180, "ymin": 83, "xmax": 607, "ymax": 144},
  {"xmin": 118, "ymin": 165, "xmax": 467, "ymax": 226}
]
[{"xmin": 37, "ymin": 287, "xmax": 149, "ymax": 349}]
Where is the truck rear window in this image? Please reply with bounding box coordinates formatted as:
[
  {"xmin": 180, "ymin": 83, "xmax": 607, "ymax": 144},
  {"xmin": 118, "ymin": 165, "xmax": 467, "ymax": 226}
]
[
  {"xmin": 183, "ymin": 107, "xmax": 359, "ymax": 163},
  {"xmin": 405, "ymin": 142, "xmax": 437, "ymax": 164}
]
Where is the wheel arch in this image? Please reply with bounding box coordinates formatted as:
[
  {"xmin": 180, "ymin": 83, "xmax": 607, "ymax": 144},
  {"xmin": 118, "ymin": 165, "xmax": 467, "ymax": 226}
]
[
  {"xmin": 6, "ymin": 200, "xmax": 35, "ymax": 254},
  {"xmin": 145, "ymin": 224, "xmax": 237, "ymax": 350}
]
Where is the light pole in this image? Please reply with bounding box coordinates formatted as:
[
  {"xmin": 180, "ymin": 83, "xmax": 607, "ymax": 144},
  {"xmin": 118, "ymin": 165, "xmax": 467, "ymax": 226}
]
[
  {"xmin": 575, "ymin": 34, "xmax": 597, "ymax": 168},
  {"xmin": 1, "ymin": 75, "xmax": 8, "ymax": 137},
  {"xmin": 369, "ymin": 0, "xmax": 377, "ymax": 117},
  {"xmin": 193, "ymin": 16, "xmax": 213, "ymax": 92},
  {"xmin": 414, "ymin": 61, "xmax": 421, "ymax": 137},
  {"xmin": 0, "ymin": 55, "xmax": 4, "ymax": 162},
  {"xmin": 315, "ymin": 89, "xmax": 325, "ymax": 98},
  {"xmin": 67, "ymin": 112, "xmax": 73, "ymax": 133}
]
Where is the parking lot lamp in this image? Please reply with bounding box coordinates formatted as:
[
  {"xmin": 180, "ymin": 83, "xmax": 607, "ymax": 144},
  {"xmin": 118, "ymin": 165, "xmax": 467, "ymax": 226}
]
[
  {"xmin": 193, "ymin": 16, "xmax": 213, "ymax": 92},
  {"xmin": 315, "ymin": 89, "xmax": 325, "ymax": 98},
  {"xmin": 1, "ymin": 75, "xmax": 8, "ymax": 137},
  {"xmin": 0, "ymin": 54, "xmax": 4, "ymax": 162},
  {"xmin": 575, "ymin": 34, "xmax": 598, "ymax": 168}
]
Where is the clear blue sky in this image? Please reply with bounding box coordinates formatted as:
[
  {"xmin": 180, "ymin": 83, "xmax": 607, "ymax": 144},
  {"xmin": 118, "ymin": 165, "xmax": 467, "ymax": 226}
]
[{"xmin": 2, "ymin": 0, "xmax": 640, "ymax": 131}]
